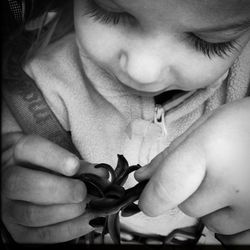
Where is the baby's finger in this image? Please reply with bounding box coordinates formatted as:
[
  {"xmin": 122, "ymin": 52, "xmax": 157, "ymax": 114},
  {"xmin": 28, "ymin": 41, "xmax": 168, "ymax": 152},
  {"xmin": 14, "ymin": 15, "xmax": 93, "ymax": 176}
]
[
  {"xmin": 138, "ymin": 137, "xmax": 206, "ymax": 216},
  {"xmin": 2, "ymin": 166, "xmax": 86, "ymax": 204},
  {"xmin": 5, "ymin": 200, "xmax": 86, "ymax": 227},
  {"xmin": 8, "ymin": 213, "xmax": 95, "ymax": 243},
  {"xmin": 2, "ymin": 133, "xmax": 23, "ymax": 167},
  {"xmin": 13, "ymin": 135, "xmax": 80, "ymax": 176},
  {"xmin": 1, "ymin": 132, "xmax": 23, "ymax": 154}
]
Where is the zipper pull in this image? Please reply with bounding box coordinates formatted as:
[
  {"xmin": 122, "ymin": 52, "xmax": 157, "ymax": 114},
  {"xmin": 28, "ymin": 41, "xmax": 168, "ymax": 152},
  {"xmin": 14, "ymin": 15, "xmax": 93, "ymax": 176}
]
[{"xmin": 154, "ymin": 104, "xmax": 167, "ymax": 136}]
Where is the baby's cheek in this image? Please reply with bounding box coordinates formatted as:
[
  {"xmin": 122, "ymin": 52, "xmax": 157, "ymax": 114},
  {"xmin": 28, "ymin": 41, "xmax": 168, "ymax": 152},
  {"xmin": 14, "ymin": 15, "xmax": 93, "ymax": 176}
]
[
  {"xmin": 180, "ymin": 55, "xmax": 231, "ymax": 90},
  {"xmin": 75, "ymin": 20, "xmax": 122, "ymax": 64}
]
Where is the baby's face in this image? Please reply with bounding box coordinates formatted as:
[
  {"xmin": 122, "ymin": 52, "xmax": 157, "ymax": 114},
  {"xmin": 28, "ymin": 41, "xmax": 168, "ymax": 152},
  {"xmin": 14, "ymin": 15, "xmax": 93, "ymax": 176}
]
[{"xmin": 74, "ymin": 0, "xmax": 250, "ymax": 96}]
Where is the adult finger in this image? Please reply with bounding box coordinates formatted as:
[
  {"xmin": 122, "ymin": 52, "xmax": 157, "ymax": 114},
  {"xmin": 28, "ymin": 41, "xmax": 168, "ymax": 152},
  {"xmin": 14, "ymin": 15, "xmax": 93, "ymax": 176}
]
[
  {"xmin": 202, "ymin": 207, "xmax": 250, "ymax": 236},
  {"xmin": 13, "ymin": 135, "xmax": 80, "ymax": 176},
  {"xmin": 138, "ymin": 136, "xmax": 206, "ymax": 216},
  {"xmin": 2, "ymin": 166, "xmax": 86, "ymax": 204},
  {"xmin": 215, "ymin": 229, "xmax": 250, "ymax": 245},
  {"xmin": 5, "ymin": 200, "xmax": 86, "ymax": 227},
  {"xmin": 178, "ymin": 170, "xmax": 231, "ymax": 218},
  {"xmin": 135, "ymin": 114, "xmax": 209, "ymax": 182},
  {"xmin": 7, "ymin": 213, "xmax": 96, "ymax": 243}
]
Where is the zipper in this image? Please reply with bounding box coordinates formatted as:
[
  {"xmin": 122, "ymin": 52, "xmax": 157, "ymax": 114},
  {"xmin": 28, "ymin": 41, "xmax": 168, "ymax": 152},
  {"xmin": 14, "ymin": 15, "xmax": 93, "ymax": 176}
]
[{"xmin": 154, "ymin": 104, "xmax": 167, "ymax": 136}]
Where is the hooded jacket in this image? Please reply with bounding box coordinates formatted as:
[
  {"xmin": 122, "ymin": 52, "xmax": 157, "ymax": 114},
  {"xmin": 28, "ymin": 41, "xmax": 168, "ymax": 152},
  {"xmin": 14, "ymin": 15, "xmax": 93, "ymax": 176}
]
[{"xmin": 2, "ymin": 33, "xmax": 250, "ymax": 244}]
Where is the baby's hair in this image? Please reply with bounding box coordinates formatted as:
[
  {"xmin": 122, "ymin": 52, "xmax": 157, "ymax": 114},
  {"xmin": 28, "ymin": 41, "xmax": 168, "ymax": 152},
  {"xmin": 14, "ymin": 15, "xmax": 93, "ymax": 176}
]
[{"xmin": 8, "ymin": 0, "xmax": 74, "ymax": 63}]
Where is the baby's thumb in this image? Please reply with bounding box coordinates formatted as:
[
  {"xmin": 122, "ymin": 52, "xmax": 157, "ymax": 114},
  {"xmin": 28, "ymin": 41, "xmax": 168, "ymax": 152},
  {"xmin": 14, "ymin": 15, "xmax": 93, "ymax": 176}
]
[
  {"xmin": 138, "ymin": 137, "xmax": 206, "ymax": 217},
  {"xmin": 77, "ymin": 160, "xmax": 109, "ymax": 179}
]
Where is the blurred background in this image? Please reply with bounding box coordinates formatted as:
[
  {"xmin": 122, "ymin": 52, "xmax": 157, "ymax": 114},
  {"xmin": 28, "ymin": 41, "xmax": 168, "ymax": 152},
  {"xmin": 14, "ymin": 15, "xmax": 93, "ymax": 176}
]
[{"xmin": 2, "ymin": 0, "xmax": 21, "ymax": 40}]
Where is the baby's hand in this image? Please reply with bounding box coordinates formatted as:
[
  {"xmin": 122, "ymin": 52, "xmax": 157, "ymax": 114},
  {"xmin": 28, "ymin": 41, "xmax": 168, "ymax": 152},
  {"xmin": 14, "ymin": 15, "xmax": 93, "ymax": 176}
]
[
  {"xmin": 135, "ymin": 98, "xmax": 250, "ymax": 244},
  {"xmin": 1, "ymin": 134, "xmax": 98, "ymax": 243}
]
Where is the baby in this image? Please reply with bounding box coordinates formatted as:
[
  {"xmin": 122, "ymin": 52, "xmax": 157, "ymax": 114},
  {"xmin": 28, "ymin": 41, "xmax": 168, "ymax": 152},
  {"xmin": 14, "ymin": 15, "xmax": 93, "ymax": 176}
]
[{"xmin": 2, "ymin": 0, "xmax": 250, "ymax": 245}]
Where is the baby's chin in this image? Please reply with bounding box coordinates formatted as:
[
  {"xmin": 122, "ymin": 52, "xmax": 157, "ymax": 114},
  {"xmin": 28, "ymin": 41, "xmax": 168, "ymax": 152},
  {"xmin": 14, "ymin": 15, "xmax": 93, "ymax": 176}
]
[{"xmin": 121, "ymin": 83, "xmax": 169, "ymax": 97}]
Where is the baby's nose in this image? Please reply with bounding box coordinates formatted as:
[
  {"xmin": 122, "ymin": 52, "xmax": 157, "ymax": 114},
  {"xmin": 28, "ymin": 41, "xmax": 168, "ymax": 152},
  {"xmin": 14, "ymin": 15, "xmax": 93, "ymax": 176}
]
[{"xmin": 119, "ymin": 50, "xmax": 166, "ymax": 84}]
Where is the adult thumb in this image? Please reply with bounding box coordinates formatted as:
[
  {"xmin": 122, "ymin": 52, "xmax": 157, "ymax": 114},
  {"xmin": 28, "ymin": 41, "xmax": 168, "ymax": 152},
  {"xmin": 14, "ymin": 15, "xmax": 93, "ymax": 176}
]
[{"xmin": 138, "ymin": 136, "xmax": 206, "ymax": 217}]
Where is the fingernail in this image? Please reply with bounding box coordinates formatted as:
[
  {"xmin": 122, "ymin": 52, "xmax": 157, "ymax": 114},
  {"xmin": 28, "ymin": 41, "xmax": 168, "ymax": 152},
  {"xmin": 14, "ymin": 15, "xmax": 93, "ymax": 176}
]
[{"xmin": 64, "ymin": 156, "xmax": 79, "ymax": 176}]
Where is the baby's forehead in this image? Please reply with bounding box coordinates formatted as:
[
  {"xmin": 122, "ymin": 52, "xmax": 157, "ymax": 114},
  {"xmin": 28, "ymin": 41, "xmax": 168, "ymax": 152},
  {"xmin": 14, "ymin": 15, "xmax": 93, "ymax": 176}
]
[
  {"xmin": 193, "ymin": 0, "xmax": 250, "ymax": 14},
  {"xmin": 186, "ymin": 0, "xmax": 250, "ymax": 22},
  {"xmin": 129, "ymin": 0, "xmax": 250, "ymax": 26},
  {"xmin": 142, "ymin": 0, "xmax": 248, "ymax": 11},
  {"xmin": 126, "ymin": 0, "xmax": 250, "ymax": 15}
]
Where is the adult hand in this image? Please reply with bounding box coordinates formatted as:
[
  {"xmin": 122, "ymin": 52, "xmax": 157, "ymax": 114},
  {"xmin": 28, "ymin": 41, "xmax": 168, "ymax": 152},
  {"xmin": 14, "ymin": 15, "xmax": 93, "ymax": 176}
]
[{"xmin": 135, "ymin": 98, "xmax": 250, "ymax": 244}]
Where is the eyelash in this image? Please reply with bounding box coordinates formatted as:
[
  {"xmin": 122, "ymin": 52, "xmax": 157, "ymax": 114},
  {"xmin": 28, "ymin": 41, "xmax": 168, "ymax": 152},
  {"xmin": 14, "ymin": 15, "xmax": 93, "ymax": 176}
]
[
  {"xmin": 84, "ymin": 0, "xmax": 238, "ymax": 58},
  {"xmin": 187, "ymin": 33, "xmax": 238, "ymax": 58},
  {"xmin": 84, "ymin": 0, "xmax": 135, "ymax": 26}
]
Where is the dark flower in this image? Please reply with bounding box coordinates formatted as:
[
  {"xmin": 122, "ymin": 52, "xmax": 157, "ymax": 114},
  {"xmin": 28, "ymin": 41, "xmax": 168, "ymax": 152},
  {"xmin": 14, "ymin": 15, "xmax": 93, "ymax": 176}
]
[{"xmin": 76, "ymin": 155, "xmax": 148, "ymax": 244}]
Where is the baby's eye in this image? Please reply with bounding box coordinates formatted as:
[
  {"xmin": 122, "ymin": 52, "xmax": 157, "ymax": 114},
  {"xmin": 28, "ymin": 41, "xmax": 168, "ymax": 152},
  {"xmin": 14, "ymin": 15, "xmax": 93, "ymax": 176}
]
[
  {"xmin": 84, "ymin": 0, "xmax": 136, "ymax": 26},
  {"xmin": 187, "ymin": 33, "xmax": 239, "ymax": 58}
]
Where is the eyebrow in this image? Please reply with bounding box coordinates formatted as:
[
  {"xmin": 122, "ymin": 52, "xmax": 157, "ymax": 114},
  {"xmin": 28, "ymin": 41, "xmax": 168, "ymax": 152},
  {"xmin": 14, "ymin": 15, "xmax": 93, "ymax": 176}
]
[{"xmin": 195, "ymin": 18, "xmax": 250, "ymax": 33}]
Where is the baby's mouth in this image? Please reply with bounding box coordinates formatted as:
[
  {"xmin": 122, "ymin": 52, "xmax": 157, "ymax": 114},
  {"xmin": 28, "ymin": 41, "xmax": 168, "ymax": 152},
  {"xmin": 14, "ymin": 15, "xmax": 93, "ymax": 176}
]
[
  {"xmin": 154, "ymin": 89, "xmax": 190, "ymax": 104},
  {"xmin": 117, "ymin": 79, "xmax": 190, "ymax": 99}
]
